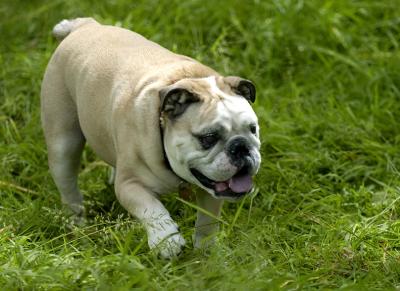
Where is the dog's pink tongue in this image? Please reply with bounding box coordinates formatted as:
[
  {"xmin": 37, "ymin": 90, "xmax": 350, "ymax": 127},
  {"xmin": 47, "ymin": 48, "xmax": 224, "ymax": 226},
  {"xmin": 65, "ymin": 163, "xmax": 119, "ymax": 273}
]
[
  {"xmin": 228, "ymin": 174, "xmax": 253, "ymax": 193},
  {"xmin": 214, "ymin": 175, "xmax": 253, "ymax": 194}
]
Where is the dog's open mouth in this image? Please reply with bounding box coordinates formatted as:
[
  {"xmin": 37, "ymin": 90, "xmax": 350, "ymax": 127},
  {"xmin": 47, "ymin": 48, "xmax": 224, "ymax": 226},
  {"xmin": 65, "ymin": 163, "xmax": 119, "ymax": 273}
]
[{"xmin": 190, "ymin": 167, "xmax": 253, "ymax": 198}]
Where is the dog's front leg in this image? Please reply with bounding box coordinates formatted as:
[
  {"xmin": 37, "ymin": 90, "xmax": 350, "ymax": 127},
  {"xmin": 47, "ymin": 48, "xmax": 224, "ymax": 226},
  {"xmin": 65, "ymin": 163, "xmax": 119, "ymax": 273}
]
[
  {"xmin": 115, "ymin": 176, "xmax": 185, "ymax": 258},
  {"xmin": 194, "ymin": 190, "xmax": 224, "ymax": 248}
]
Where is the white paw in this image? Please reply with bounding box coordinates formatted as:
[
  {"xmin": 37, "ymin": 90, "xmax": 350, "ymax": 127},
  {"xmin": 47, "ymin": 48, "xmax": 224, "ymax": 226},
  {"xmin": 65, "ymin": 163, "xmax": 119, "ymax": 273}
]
[
  {"xmin": 156, "ymin": 233, "xmax": 186, "ymax": 259},
  {"xmin": 147, "ymin": 220, "xmax": 186, "ymax": 258}
]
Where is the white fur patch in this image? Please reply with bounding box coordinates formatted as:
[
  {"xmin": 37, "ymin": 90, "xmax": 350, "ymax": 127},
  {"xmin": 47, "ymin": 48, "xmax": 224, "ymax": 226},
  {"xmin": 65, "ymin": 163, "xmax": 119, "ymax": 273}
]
[
  {"xmin": 205, "ymin": 76, "xmax": 231, "ymax": 99},
  {"xmin": 146, "ymin": 216, "xmax": 186, "ymax": 258},
  {"xmin": 204, "ymin": 76, "xmax": 259, "ymax": 138},
  {"xmin": 53, "ymin": 19, "xmax": 73, "ymax": 40}
]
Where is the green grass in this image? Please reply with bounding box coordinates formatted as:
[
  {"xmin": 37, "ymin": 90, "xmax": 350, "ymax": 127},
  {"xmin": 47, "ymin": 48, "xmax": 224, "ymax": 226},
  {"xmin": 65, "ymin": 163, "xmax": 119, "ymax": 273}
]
[{"xmin": 1, "ymin": 0, "xmax": 400, "ymax": 289}]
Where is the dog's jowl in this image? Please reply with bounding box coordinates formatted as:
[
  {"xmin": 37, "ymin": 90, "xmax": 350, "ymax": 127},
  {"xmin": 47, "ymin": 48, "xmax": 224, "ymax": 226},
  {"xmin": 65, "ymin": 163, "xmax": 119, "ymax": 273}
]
[{"xmin": 41, "ymin": 18, "xmax": 261, "ymax": 258}]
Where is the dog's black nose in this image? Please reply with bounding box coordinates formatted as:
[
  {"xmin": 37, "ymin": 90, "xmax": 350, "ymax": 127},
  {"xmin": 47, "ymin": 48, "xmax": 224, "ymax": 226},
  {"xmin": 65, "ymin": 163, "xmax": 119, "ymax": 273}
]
[
  {"xmin": 229, "ymin": 139, "xmax": 250, "ymax": 157},
  {"xmin": 227, "ymin": 136, "xmax": 251, "ymax": 167}
]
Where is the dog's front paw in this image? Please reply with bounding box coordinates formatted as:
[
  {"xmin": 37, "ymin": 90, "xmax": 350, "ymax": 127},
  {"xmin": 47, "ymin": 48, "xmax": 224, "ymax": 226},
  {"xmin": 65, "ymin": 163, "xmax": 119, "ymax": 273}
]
[
  {"xmin": 156, "ymin": 232, "xmax": 186, "ymax": 259},
  {"xmin": 147, "ymin": 220, "xmax": 186, "ymax": 258}
]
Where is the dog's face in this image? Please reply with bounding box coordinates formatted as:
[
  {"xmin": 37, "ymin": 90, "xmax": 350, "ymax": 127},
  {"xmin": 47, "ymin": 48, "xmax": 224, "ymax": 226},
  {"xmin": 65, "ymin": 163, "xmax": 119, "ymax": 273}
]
[{"xmin": 160, "ymin": 76, "xmax": 261, "ymax": 201}]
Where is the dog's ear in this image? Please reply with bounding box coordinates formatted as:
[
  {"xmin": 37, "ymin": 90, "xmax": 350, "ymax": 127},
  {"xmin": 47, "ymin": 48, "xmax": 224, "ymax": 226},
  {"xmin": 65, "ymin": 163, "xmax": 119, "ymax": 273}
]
[
  {"xmin": 159, "ymin": 86, "xmax": 199, "ymax": 119},
  {"xmin": 224, "ymin": 76, "xmax": 256, "ymax": 103}
]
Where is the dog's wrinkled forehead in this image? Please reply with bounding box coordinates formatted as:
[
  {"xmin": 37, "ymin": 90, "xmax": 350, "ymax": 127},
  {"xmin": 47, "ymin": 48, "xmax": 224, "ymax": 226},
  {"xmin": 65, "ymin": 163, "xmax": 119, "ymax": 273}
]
[
  {"xmin": 160, "ymin": 75, "xmax": 257, "ymax": 127},
  {"xmin": 180, "ymin": 75, "xmax": 254, "ymax": 103},
  {"xmin": 196, "ymin": 76, "xmax": 257, "ymax": 125},
  {"xmin": 162, "ymin": 76, "xmax": 234, "ymax": 104}
]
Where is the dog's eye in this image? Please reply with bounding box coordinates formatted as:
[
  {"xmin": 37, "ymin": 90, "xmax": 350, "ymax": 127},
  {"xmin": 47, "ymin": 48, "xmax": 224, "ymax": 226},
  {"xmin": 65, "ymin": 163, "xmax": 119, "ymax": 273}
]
[
  {"xmin": 250, "ymin": 124, "xmax": 257, "ymax": 135},
  {"xmin": 198, "ymin": 133, "xmax": 219, "ymax": 150}
]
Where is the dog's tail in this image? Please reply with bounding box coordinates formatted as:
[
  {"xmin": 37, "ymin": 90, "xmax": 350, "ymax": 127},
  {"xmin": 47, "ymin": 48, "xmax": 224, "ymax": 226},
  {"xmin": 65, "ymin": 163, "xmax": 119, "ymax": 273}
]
[{"xmin": 52, "ymin": 17, "xmax": 97, "ymax": 41}]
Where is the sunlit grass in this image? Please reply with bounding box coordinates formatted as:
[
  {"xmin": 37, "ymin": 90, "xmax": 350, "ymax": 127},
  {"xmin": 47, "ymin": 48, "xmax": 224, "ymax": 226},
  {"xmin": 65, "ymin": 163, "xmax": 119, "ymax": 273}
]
[{"xmin": 0, "ymin": 0, "xmax": 399, "ymax": 289}]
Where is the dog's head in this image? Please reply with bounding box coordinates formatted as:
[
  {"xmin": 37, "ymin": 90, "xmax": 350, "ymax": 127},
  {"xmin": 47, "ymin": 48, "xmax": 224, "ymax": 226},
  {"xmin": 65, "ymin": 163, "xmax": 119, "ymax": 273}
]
[{"xmin": 160, "ymin": 76, "xmax": 261, "ymax": 201}]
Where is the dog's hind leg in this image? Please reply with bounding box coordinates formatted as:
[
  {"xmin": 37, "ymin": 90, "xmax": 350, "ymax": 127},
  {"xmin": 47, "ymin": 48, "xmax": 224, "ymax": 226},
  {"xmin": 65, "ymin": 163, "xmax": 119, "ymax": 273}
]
[
  {"xmin": 193, "ymin": 190, "xmax": 224, "ymax": 248},
  {"xmin": 41, "ymin": 66, "xmax": 86, "ymax": 222}
]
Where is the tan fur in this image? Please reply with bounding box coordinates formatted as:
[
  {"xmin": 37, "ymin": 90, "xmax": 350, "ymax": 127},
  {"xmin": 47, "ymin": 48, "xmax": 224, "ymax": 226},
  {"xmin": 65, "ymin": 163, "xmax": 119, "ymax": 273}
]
[{"xmin": 42, "ymin": 18, "xmax": 222, "ymax": 193}]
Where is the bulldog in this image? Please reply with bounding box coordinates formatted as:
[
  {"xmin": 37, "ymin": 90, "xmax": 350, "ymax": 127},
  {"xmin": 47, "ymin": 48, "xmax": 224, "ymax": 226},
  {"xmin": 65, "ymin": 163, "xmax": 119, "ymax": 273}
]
[{"xmin": 41, "ymin": 18, "xmax": 261, "ymax": 258}]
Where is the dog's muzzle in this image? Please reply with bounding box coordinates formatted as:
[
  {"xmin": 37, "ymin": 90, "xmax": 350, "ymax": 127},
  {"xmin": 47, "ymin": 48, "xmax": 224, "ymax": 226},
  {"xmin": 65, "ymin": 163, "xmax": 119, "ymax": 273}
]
[{"xmin": 190, "ymin": 136, "xmax": 257, "ymax": 199}]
